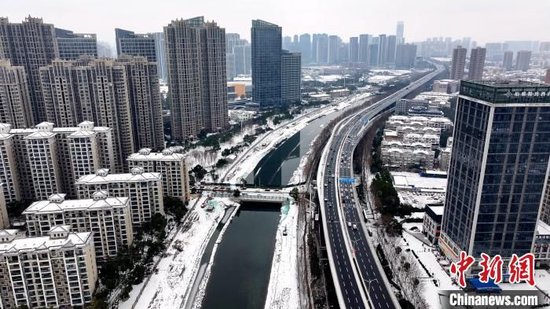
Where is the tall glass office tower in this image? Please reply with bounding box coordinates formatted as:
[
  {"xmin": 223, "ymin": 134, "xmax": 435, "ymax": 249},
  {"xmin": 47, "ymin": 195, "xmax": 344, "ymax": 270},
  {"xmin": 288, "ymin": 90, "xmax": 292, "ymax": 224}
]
[
  {"xmin": 251, "ymin": 20, "xmax": 282, "ymax": 108},
  {"xmin": 439, "ymin": 81, "xmax": 550, "ymax": 260}
]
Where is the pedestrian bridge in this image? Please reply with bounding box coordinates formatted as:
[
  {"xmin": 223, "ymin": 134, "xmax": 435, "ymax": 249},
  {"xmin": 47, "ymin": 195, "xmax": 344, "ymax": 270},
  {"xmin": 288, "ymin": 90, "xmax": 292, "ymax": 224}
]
[{"xmin": 239, "ymin": 191, "xmax": 288, "ymax": 203}]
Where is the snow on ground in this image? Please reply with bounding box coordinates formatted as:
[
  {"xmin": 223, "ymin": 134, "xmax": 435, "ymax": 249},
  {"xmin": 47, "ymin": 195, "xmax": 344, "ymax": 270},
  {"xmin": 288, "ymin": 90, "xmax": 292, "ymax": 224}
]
[
  {"xmin": 264, "ymin": 199, "xmax": 300, "ymax": 309},
  {"xmin": 119, "ymin": 196, "xmax": 235, "ymax": 309},
  {"xmin": 401, "ymin": 222, "xmax": 458, "ymax": 309},
  {"xmin": 223, "ymin": 92, "xmax": 373, "ymax": 185}
]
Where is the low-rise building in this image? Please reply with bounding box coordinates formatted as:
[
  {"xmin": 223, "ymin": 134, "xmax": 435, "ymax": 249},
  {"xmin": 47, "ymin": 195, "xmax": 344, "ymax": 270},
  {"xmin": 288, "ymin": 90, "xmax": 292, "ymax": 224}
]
[
  {"xmin": 76, "ymin": 167, "xmax": 163, "ymax": 228},
  {"xmin": 23, "ymin": 192, "xmax": 133, "ymax": 260},
  {"xmin": 423, "ymin": 204, "xmax": 444, "ymax": 244},
  {"xmin": 128, "ymin": 148, "xmax": 190, "ymax": 202},
  {"xmin": 0, "ymin": 226, "xmax": 97, "ymax": 308},
  {"xmin": 534, "ymin": 220, "xmax": 550, "ymax": 266}
]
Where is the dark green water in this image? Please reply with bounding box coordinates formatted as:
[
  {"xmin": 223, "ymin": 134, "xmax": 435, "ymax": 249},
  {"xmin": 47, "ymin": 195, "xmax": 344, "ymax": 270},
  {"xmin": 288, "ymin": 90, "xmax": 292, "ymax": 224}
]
[{"xmin": 201, "ymin": 203, "xmax": 281, "ymax": 309}]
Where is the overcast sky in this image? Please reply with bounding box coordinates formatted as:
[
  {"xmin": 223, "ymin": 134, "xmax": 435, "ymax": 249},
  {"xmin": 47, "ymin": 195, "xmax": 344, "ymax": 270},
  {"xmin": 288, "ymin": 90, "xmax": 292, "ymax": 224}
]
[{"xmin": 4, "ymin": 0, "xmax": 550, "ymax": 47}]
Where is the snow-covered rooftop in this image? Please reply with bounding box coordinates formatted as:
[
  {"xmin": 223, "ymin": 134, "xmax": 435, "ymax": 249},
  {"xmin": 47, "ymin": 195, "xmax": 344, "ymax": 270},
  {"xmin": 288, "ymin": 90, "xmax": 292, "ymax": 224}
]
[
  {"xmin": 0, "ymin": 230, "xmax": 91, "ymax": 253},
  {"xmin": 537, "ymin": 220, "xmax": 550, "ymax": 236},
  {"xmin": 23, "ymin": 194, "xmax": 129, "ymax": 214},
  {"xmin": 76, "ymin": 168, "xmax": 161, "ymax": 185},
  {"xmin": 127, "ymin": 148, "xmax": 186, "ymax": 162}
]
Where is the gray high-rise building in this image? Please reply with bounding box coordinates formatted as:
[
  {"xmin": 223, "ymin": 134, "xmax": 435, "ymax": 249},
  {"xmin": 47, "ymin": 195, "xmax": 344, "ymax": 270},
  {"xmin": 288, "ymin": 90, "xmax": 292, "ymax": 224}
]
[
  {"xmin": 316, "ymin": 34, "xmax": 329, "ymax": 64},
  {"xmin": 515, "ymin": 50, "xmax": 532, "ymax": 71},
  {"xmin": 467, "ymin": 47, "xmax": 486, "ymax": 80},
  {"xmin": 386, "ymin": 35, "xmax": 397, "ymax": 64},
  {"xmin": 311, "ymin": 34, "xmax": 319, "ymax": 64},
  {"xmin": 378, "ymin": 34, "xmax": 387, "ymax": 65},
  {"xmin": 0, "ymin": 17, "xmax": 58, "ymax": 124},
  {"xmin": 152, "ymin": 32, "xmax": 167, "ymax": 81},
  {"xmin": 503, "ymin": 51, "xmax": 514, "ymax": 70},
  {"xmin": 252, "ymin": 20, "xmax": 282, "ymax": 107},
  {"xmin": 396, "ymin": 21, "xmax": 404, "ymax": 44},
  {"xmin": 439, "ymin": 80, "xmax": 550, "ymax": 260},
  {"xmin": 281, "ymin": 51, "xmax": 301, "ymax": 105},
  {"xmin": 358, "ymin": 34, "xmax": 369, "ymax": 64},
  {"xmin": 283, "ymin": 36, "xmax": 293, "ymax": 51},
  {"xmin": 234, "ymin": 44, "xmax": 251, "ymax": 75},
  {"xmin": 0, "ymin": 60, "xmax": 34, "ymax": 128},
  {"xmin": 328, "ymin": 35, "xmax": 340, "ymax": 65},
  {"xmin": 55, "ymin": 28, "xmax": 97, "ymax": 60},
  {"xmin": 369, "ymin": 44, "xmax": 379, "ymax": 66},
  {"xmin": 165, "ymin": 17, "xmax": 228, "ymax": 140},
  {"xmin": 115, "ymin": 28, "xmax": 156, "ymax": 62},
  {"xmin": 450, "ymin": 45, "xmax": 467, "ymax": 80},
  {"xmin": 395, "ymin": 44, "xmax": 417, "ymax": 69},
  {"xmin": 299, "ymin": 33, "xmax": 311, "ymax": 64},
  {"xmin": 349, "ymin": 37, "xmax": 359, "ymax": 63},
  {"xmin": 39, "ymin": 58, "xmax": 133, "ymax": 171},
  {"xmin": 117, "ymin": 56, "xmax": 164, "ymax": 151}
]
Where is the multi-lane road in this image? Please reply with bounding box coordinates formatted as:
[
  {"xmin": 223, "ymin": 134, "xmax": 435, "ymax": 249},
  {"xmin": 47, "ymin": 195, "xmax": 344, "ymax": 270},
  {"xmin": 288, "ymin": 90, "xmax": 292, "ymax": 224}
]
[{"xmin": 317, "ymin": 64, "xmax": 445, "ymax": 309}]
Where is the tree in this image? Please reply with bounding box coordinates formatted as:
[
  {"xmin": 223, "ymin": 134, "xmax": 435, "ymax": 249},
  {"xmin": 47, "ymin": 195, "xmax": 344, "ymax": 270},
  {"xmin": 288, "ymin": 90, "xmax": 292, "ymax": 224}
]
[
  {"xmin": 164, "ymin": 196, "xmax": 187, "ymax": 221},
  {"xmin": 192, "ymin": 165, "xmax": 207, "ymax": 181},
  {"xmin": 233, "ymin": 189, "xmax": 241, "ymax": 197},
  {"xmin": 289, "ymin": 188, "xmax": 299, "ymax": 200}
]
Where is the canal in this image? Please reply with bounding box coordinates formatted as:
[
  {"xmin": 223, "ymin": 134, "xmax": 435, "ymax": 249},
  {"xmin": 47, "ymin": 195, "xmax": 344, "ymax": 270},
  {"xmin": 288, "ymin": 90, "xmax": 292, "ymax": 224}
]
[
  {"xmin": 246, "ymin": 106, "xmax": 347, "ymax": 186},
  {"xmin": 201, "ymin": 99, "xmax": 362, "ymax": 308},
  {"xmin": 201, "ymin": 202, "xmax": 282, "ymax": 309}
]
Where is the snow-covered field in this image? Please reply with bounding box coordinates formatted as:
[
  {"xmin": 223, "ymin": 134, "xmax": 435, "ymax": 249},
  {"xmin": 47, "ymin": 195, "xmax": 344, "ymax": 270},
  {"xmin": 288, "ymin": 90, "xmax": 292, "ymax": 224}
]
[
  {"xmin": 119, "ymin": 197, "xmax": 237, "ymax": 309},
  {"xmin": 264, "ymin": 198, "xmax": 300, "ymax": 309}
]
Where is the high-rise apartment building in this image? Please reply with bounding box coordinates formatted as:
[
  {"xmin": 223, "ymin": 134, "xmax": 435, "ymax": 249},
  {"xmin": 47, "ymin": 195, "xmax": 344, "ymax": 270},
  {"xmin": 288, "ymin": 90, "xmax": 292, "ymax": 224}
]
[
  {"xmin": 316, "ymin": 34, "xmax": 329, "ymax": 64},
  {"xmin": 545, "ymin": 68, "xmax": 550, "ymax": 84},
  {"xmin": 439, "ymin": 81, "xmax": 550, "ymax": 260},
  {"xmin": 165, "ymin": 17, "xmax": 228, "ymax": 140},
  {"xmin": 299, "ymin": 33, "xmax": 311, "ymax": 64},
  {"xmin": 117, "ymin": 56, "xmax": 164, "ymax": 151},
  {"xmin": 358, "ymin": 34, "xmax": 369, "ymax": 64},
  {"xmin": 0, "ymin": 17, "xmax": 58, "ymax": 123},
  {"xmin": 234, "ymin": 44, "xmax": 251, "ymax": 75},
  {"xmin": 0, "ymin": 227, "xmax": 97, "ymax": 308},
  {"xmin": 23, "ymin": 192, "xmax": 133, "ymax": 260},
  {"xmin": 39, "ymin": 59, "xmax": 131, "ymax": 169},
  {"xmin": 378, "ymin": 34, "xmax": 387, "ymax": 65},
  {"xmin": 467, "ymin": 47, "xmax": 486, "ymax": 80},
  {"xmin": 386, "ymin": 35, "xmax": 397, "ymax": 64},
  {"xmin": 281, "ymin": 51, "xmax": 301, "ymax": 105},
  {"xmin": 349, "ymin": 37, "xmax": 359, "ymax": 63},
  {"xmin": 516, "ymin": 50, "xmax": 532, "ymax": 71},
  {"xmin": 251, "ymin": 20, "xmax": 282, "ymax": 107},
  {"xmin": 396, "ymin": 21, "xmax": 404, "ymax": 44},
  {"xmin": 128, "ymin": 148, "xmax": 190, "ymax": 202},
  {"xmin": 0, "ymin": 121, "xmax": 114, "ymax": 201},
  {"xmin": 0, "ymin": 60, "xmax": 33, "ymax": 128},
  {"xmin": 76, "ymin": 167, "xmax": 164, "ymax": 228},
  {"xmin": 55, "ymin": 28, "xmax": 97, "ymax": 60},
  {"xmin": 450, "ymin": 45, "xmax": 467, "ymax": 80},
  {"xmin": 328, "ymin": 35, "xmax": 340, "ymax": 65},
  {"xmin": 0, "ymin": 188, "xmax": 8, "ymax": 228},
  {"xmin": 395, "ymin": 44, "xmax": 417, "ymax": 69},
  {"xmin": 503, "ymin": 51, "xmax": 514, "ymax": 70}
]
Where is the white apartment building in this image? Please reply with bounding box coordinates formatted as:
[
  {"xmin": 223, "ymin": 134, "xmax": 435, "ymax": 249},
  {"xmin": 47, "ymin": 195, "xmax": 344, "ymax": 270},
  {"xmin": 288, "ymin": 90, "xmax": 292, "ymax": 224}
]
[
  {"xmin": 76, "ymin": 167, "xmax": 163, "ymax": 228},
  {"xmin": 23, "ymin": 192, "xmax": 133, "ymax": 260},
  {"xmin": 386, "ymin": 115, "xmax": 453, "ymax": 131},
  {"xmin": 0, "ymin": 122, "xmax": 114, "ymax": 200},
  {"xmin": 0, "ymin": 226, "xmax": 97, "ymax": 308},
  {"xmin": 127, "ymin": 148, "xmax": 190, "ymax": 202}
]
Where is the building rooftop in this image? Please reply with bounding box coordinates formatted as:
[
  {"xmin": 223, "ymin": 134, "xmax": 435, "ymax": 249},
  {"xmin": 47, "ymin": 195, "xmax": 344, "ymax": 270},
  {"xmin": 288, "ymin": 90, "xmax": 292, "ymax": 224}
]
[
  {"xmin": 76, "ymin": 168, "xmax": 161, "ymax": 185},
  {"xmin": 0, "ymin": 230, "xmax": 91, "ymax": 253},
  {"xmin": 23, "ymin": 194, "xmax": 129, "ymax": 214},
  {"xmin": 460, "ymin": 80, "xmax": 550, "ymax": 103},
  {"xmin": 127, "ymin": 148, "xmax": 186, "ymax": 162}
]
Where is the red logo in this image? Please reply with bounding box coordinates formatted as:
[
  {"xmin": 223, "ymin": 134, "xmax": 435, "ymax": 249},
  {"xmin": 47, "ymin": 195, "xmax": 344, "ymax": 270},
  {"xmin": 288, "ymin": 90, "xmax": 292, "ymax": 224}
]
[{"xmin": 450, "ymin": 252, "xmax": 536, "ymax": 288}]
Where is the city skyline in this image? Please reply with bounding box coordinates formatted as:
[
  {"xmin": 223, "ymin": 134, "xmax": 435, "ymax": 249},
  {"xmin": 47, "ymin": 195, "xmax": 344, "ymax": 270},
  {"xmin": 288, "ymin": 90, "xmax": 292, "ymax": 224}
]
[{"xmin": 3, "ymin": 0, "xmax": 550, "ymax": 51}]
